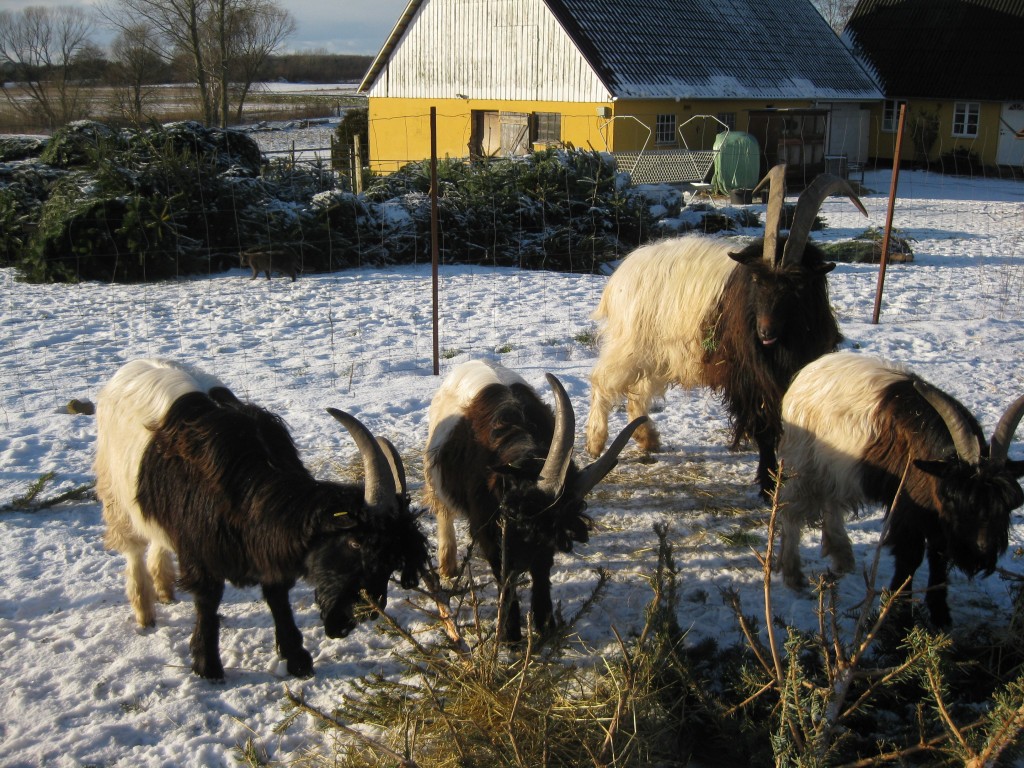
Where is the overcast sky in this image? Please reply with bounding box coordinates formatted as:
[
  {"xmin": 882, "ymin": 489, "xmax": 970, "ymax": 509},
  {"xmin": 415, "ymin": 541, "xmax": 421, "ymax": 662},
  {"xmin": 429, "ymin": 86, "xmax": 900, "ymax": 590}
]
[{"xmin": 3, "ymin": 0, "xmax": 410, "ymax": 56}]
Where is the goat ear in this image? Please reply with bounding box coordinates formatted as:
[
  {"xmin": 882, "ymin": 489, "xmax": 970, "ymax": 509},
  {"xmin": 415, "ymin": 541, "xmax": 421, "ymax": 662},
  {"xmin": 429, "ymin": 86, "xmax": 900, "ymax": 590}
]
[
  {"xmin": 1004, "ymin": 459, "xmax": 1024, "ymax": 479},
  {"xmin": 493, "ymin": 460, "xmax": 538, "ymax": 481},
  {"xmin": 814, "ymin": 262, "xmax": 836, "ymax": 276},
  {"xmin": 324, "ymin": 510, "xmax": 359, "ymax": 531},
  {"xmin": 913, "ymin": 458, "xmax": 958, "ymax": 479},
  {"xmin": 728, "ymin": 250, "xmax": 759, "ymax": 266}
]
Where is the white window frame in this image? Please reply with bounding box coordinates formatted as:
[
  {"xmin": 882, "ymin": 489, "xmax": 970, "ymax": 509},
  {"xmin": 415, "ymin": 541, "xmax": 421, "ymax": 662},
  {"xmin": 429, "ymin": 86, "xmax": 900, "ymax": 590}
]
[
  {"xmin": 882, "ymin": 99, "xmax": 906, "ymax": 132},
  {"xmin": 952, "ymin": 101, "xmax": 980, "ymax": 138},
  {"xmin": 716, "ymin": 112, "xmax": 737, "ymax": 131},
  {"xmin": 655, "ymin": 113, "xmax": 677, "ymax": 145}
]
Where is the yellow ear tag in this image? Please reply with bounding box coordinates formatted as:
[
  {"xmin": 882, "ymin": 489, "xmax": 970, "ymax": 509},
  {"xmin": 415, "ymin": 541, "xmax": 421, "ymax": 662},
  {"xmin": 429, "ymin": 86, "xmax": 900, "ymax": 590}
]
[{"xmin": 333, "ymin": 510, "xmax": 349, "ymax": 518}]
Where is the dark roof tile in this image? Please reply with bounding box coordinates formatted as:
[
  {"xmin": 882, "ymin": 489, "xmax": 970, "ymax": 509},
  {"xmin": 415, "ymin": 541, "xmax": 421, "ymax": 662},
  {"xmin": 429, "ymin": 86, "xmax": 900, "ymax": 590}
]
[
  {"xmin": 549, "ymin": 0, "xmax": 880, "ymax": 99},
  {"xmin": 845, "ymin": 0, "xmax": 1024, "ymax": 100}
]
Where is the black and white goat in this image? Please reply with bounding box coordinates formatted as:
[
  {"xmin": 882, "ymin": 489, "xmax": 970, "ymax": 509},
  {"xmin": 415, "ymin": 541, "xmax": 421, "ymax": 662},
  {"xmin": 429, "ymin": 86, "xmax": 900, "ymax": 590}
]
[
  {"xmin": 585, "ymin": 166, "xmax": 866, "ymax": 498},
  {"xmin": 424, "ymin": 360, "xmax": 645, "ymax": 642},
  {"xmin": 94, "ymin": 358, "xmax": 429, "ymax": 680},
  {"xmin": 777, "ymin": 352, "xmax": 1024, "ymax": 626}
]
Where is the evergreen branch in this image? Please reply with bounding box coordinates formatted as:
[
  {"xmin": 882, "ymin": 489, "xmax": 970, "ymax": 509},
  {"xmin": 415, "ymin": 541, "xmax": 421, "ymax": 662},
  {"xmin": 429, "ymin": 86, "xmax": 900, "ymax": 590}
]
[
  {"xmin": 2, "ymin": 472, "xmax": 96, "ymax": 513},
  {"xmin": 761, "ymin": 471, "xmax": 786, "ymax": 689},
  {"xmin": 724, "ymin": 589, "xmax": 774, "ymax": 677},
  {"xmin": 505, "ymin": 623, "xmax": 534, "ymax": 767},
  {"xmin": 723, "ymin": 679, "xmax": 776, "ymax": 716},
  {"xmin": 598, "ymin": 624, "xmax": 633, "ymax": 766},
  {"xmin": 970, "ymin": 686, "xmax": 1024, "ymax": 768},
  {"xmin": 283, "ymin": 688, "xmax": 421, "ymax": 767},
  {"xmin": 924, "ymin": 656, "xmax": 972, "ymax": 755}
]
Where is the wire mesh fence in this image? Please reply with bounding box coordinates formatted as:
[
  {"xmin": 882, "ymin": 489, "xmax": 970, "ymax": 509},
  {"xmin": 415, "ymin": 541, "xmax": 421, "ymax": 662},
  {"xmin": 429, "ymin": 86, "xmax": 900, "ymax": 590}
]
[{"xmin": 1, "ymin": 109, "xmax": 1023, "ymax": 418}]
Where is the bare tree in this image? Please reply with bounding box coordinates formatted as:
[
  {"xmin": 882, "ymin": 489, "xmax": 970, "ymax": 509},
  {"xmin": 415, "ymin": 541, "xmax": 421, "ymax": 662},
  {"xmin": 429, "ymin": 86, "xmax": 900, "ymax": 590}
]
[
  {"xmin": 226, "ymin": 0, "xmax": 295, "ymax": 123},
  {"xmin": 100, "ymin": 0, "xmax": 294, "ymax": 127},
  {"xmin": 0, "ymin": 5, "xmax": 98, "ymax": 129},
  {"xmin": 109, "ymin": 23, "xmax": 166, "ymax": 125},
  {"xmin": 100, "ymin": 0, "xmax": 216, "ymax": 123},
  {"xmin": 812, "ymin": 0, "xmax": 858, "ymax": 33}
]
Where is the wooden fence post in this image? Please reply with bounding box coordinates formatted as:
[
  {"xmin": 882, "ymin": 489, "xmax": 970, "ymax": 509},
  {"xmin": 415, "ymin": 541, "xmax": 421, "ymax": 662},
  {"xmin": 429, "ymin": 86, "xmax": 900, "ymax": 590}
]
[
  {"xmin": 872, "ymin": 103, "xmax": 907, "ymax": 325},
  {"xmin": 431, "ymin": 107, "xmax": 440, "ymax": 376},
  {"xmin": 353, "ymin": 135, "xmax": 363, "ymax": 195}
]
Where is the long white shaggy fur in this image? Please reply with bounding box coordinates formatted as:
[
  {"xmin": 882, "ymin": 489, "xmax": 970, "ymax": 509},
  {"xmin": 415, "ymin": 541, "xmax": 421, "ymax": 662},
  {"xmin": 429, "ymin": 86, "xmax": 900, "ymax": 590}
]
[
  {"xmin": 94, "ymin": 358, "xmax": 226, "ymax": 627},
  {"xmin": 777, "ymin": 352, "xmax": 909, "ymax": 584},
  {"xmin": 585, "ymin": 236, "xmax": 738, "ymax": 456}
]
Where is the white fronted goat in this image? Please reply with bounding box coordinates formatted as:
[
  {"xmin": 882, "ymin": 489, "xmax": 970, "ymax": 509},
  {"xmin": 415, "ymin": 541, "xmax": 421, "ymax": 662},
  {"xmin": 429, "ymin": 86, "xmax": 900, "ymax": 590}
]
[
  {"xmin": 95, "ymin": 358, "xmax": 429, "ymax": 679},
  {"xmin": 777, "ymin": 352, "xmax": 1024, "ymax": 626},
  {"xmin": 425, "ymin": 360, "xmax": 645, "ymax": 641},
  {"xmin": 586, "ymin": 166, "xmax": 866, "ymax": 499}
]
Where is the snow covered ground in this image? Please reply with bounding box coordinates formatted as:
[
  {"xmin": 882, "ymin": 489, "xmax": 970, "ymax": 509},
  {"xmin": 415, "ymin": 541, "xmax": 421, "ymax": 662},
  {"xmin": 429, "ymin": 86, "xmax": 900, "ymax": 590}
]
[{"xmin": 1, "ymin": 168, "xmax": 1023, "ymax": 766}]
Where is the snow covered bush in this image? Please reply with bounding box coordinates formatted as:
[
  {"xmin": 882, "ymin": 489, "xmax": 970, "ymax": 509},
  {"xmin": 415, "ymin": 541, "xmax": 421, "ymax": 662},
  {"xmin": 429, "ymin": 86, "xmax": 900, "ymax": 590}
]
[{"xmin": 0, "ymin": 120, "xmax": 765, "ymax": 282}]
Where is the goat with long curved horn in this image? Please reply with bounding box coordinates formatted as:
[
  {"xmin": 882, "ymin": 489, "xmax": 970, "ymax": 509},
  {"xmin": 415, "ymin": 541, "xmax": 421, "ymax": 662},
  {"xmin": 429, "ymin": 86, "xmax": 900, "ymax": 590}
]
[
  {"xmin": 425, "ymin": 359, "xmax": 647, "ymax": 642},
  {"xmin": 95, "ymin": 358, "xmax": 430, "ymax": 680},
  {"xmin": 779, "ymin": 352, "xmax": 1024, "ymax": 627},
  {"xmin": 327, "ymin": 408, "xmax": 398, "ymax": 513},
  {"xmin": 914, "ymin": 382, "xmax": 983, "ymax": 465},
  {"xmin": 990, "ymin": 394, "xmax": 1024, "ymax": 465},
  {"xmin": 537, "ymin": 373, "xmax": 577, "ymax": 497},
  {"xmin": 753, "ymin": 164, "xmax": 787, "ymax": 267},
  {"xmin": 783, "ymin": 174, "xmax": 868, "ymax": 266}
]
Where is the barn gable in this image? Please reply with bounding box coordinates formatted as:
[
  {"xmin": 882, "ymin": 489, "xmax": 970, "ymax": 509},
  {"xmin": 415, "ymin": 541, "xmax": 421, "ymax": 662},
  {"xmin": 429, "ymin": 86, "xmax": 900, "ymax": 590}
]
[{"xmin": 361, "ymin": 0, "xmax": 881, "ymax": 102}]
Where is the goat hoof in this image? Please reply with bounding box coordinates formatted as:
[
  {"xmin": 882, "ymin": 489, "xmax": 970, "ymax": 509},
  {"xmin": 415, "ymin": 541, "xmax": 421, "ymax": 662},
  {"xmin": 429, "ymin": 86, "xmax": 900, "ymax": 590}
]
[
  {"xmin": 782, "ymin": 571, "xmax": 806, "ymax": 591},
  {"xmin": 286, "ymin": 651, "xmax": 314, "ymax": 678},
  {"xmin": 193, "ymin": 659, "xmax": 225, "ymax": 681},
  {"xmin": 926, "ymin": 605, "xmax": 952, "ymax": 629}
]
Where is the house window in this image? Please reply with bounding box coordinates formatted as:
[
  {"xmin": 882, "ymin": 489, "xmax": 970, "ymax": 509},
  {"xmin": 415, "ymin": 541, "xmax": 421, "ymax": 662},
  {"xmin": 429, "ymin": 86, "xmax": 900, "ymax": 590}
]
[
  {"xmin": 533, "ymin": 112, "xmax": 561, "ymax": 145},
  {"xmin": 882, "ymin": 100, "xmax": 906, "ymax": 132},
  {"xmin": 716, "ymin": 112, "xmax": 736, "ymax": 131},
  {"xmin": 655, "ymin": 113, "xmax": 676, "ymax": 144},
  {"xmin": 952, "ymin": 102, "xmax": 980, "ymax": 137}
]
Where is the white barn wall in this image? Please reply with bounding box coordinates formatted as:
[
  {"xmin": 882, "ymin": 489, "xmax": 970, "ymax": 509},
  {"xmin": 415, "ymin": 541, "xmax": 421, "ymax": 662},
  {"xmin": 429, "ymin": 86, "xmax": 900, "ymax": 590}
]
[{"xmin": 365, "ymin": 0, "xmax": 612, "ymax": 102}]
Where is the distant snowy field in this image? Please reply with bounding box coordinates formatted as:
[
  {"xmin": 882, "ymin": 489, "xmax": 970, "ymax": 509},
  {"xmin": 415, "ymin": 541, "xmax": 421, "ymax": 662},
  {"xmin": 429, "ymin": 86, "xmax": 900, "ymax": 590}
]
[{"xmin": 1, "ymin": 167, "xmax": 1023, "ymax": 766}]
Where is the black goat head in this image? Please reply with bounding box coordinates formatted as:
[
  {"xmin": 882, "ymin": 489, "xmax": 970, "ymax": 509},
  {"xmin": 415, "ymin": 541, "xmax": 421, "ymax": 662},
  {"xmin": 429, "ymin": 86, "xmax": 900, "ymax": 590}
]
[
  {"xmin": 913, "ymin": 382, "xmax": 1024, "ymax": 575},
  {"xmin": 496, "ymin": 373, "xmax": 646, "ymax": 549},
  {"xmin": 310, "ymin": 409, "xmax": 428, "ymax": 636}
]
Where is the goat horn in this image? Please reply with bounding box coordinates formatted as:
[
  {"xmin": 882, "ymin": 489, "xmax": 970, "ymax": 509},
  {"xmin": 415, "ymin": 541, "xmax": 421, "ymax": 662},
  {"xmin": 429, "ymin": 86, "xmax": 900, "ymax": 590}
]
[
  {"xmin": 376, "ymin": 436, "xmax": 408, "ymax": 497},
  {"xmin": 782, "ymin": 174, "xmax": 868, "ymax": 267},
  {"xmin": 753, "ymin": 164, "xmax": 787, "ymax": 268},
  {"xmin": 576, "ymin": 416, "xmax": 649, "ymax": 497},
  {"xmin": 537, "ymin": 373, "xmax": 576, "ymax": 497},
  {"xmin": 326, "ymin": 408, "xmax": 397, "ymax": 511},
  {"xmin": 913, "ymin": 381, "xmax": 981, "ymax": 465},
  {"xmin": 990, "ymin": 393, "xmax": 1024, "ymax": 464}
]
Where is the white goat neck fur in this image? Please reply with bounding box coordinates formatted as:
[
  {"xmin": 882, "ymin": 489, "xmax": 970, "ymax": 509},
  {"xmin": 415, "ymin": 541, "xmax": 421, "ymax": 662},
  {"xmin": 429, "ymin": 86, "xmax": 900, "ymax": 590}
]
[
  {"xmin": 779, "ymin": 351, "xmax": 911, "ymax": 514},
  {"xmin": 424, "ymin": 360, "xmax": 531, "ymax": 564},
  {"xmin": 426, "ymin": 360, "xmax": 528, "ymax": 452},
  {"xmin": 593, "ymin": 236, "xmax": 739, "ymax": 391},
  {"xmin": 782, "ymin": 352, "xmax": 909, "ymax": 453},
  {"xmin": 95, "ymin": 358, "xmax": 228, "ymax": 553}
]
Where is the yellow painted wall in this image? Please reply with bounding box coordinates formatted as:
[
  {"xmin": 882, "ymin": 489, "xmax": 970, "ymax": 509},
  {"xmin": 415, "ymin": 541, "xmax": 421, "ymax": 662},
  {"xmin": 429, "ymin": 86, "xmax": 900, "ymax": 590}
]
[
  {"xmin": 366, "ymin": 98, "xmax": 611, "ymax": 173},
  {"xmin": 866, "ymin": 100, "xmax": 1004, "ymax": 166},
  {"xmin": 366, "ymin": 97, "xmax": 817, "ymax": 173}
]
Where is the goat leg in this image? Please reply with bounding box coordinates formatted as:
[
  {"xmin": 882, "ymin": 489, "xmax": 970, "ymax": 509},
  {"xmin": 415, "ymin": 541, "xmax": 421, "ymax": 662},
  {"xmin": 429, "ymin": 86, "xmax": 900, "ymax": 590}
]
[
  {"xmin": 924, "ymin": 543, "xmax": 952, "ymax": 628},
  {"xmin": 263, "ymin": 583, "xmax": 313, "ymax": 677},
  {"xmin": 753, "ymin": 428, "xmax": 779, "ymax": 502},
  {"xmin": 189, "ymin": 580, "xmax": 226, "ymax": 680},
  {"xmin": 529, "ymin": 553, "xmax": 556, "ymax": 635}
]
